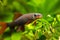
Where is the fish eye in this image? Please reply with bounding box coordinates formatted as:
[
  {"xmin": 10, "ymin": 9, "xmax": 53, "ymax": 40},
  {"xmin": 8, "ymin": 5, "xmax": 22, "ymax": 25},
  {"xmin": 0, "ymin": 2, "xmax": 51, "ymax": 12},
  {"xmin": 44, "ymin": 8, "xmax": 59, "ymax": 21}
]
[
  {"xmin": 34, "ymin": 14, "xmax": 37, "ymax": 16},
  {"xmin": 34, "ymin": 13, "xmax": 42, "ymax": 17}
]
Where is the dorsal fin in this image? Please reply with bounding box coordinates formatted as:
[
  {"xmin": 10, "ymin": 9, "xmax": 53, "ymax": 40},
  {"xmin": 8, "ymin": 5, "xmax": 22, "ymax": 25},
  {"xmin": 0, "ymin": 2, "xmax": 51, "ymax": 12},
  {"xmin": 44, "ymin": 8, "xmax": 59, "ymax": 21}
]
[{"xmin": 13, "ymin": 12, "xmax": 23, "ymax": 21}]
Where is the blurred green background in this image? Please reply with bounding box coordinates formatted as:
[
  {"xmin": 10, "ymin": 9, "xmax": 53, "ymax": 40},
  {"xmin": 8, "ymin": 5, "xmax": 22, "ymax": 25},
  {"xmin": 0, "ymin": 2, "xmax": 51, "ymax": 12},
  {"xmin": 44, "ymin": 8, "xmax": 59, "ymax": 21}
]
[{"xmin": 0, "ymin": 0, "xmax": 60, "ymax": 40}]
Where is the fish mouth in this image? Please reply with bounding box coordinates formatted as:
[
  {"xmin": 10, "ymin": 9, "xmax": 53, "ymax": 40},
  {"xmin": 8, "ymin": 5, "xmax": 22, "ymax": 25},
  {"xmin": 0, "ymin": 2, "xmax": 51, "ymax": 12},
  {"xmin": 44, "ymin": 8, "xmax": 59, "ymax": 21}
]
[{"xmin": 36, "ymin": 14, "xmax": 42, "ymax": 19}]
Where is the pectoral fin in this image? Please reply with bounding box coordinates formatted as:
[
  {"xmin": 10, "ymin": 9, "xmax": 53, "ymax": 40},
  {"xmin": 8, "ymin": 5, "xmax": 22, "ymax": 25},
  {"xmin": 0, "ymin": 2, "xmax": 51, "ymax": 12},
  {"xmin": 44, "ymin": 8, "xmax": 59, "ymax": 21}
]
[{"xmin": 25, "ymin": 20, "xmax": 32, "ymax": 25}]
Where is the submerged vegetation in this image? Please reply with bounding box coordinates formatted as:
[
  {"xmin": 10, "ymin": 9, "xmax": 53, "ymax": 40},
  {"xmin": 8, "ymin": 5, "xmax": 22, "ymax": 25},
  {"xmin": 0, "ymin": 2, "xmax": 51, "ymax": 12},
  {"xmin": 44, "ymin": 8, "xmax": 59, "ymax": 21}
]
[{"xmin": 0, "ymin": 0, "xmax": 60, "ymax": 40}]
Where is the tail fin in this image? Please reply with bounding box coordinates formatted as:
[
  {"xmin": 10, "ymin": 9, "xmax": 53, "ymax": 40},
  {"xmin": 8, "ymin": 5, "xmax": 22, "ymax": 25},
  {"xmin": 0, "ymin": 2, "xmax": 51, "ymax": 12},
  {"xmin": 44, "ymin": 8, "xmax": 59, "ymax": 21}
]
[{"xmin": 0, "ymin": 22, "xmax": 7, "ymax": 35}]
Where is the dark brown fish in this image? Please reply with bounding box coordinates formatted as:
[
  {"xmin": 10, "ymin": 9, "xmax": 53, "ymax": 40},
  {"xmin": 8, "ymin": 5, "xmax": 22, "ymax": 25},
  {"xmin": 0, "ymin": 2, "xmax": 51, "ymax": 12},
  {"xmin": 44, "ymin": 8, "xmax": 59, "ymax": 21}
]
[{"xmin": 0, "ymin": 13, "xmax": 42, "ymax": 35}]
